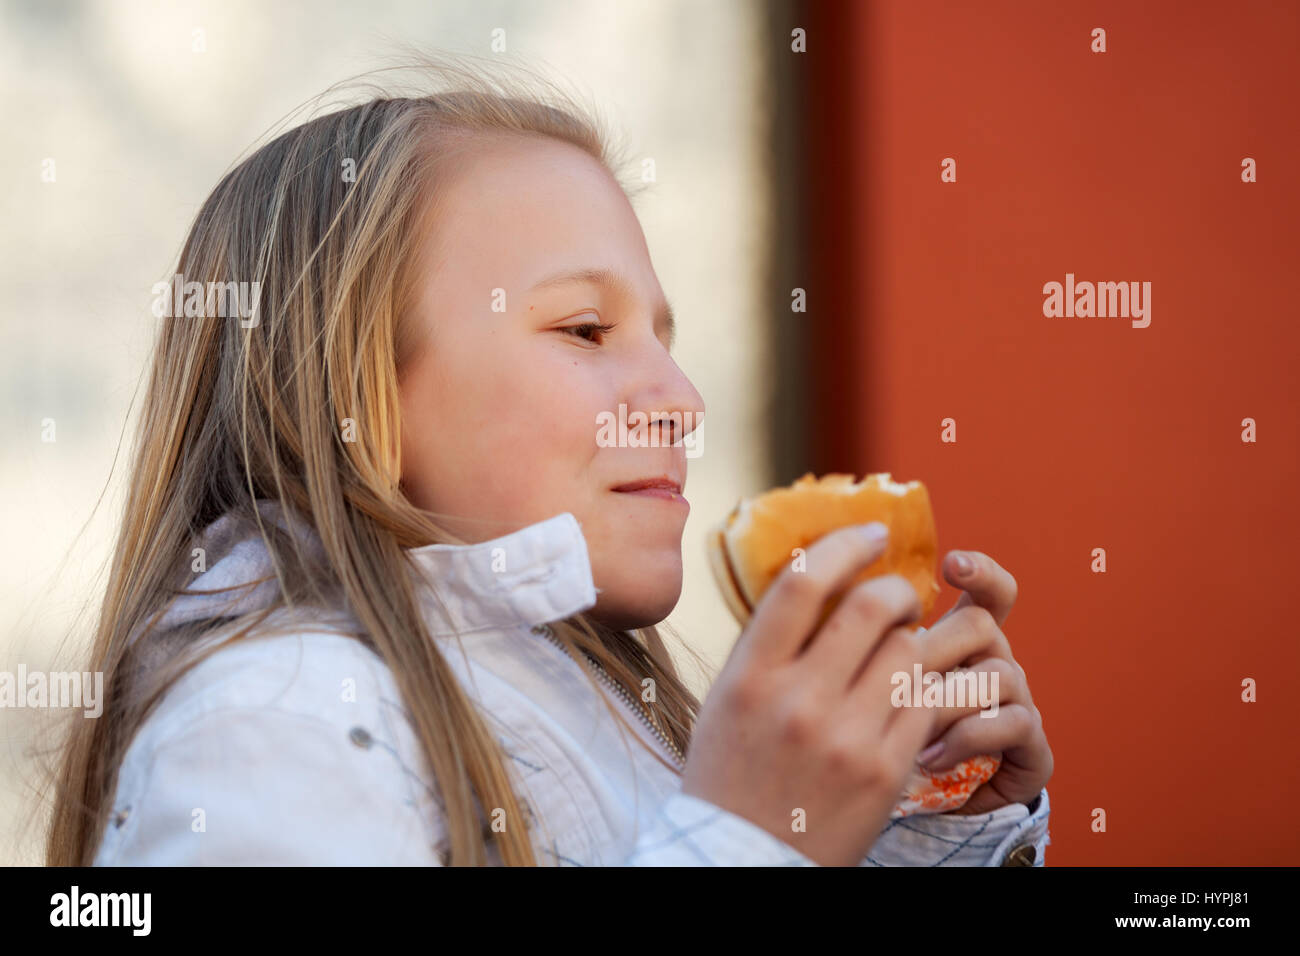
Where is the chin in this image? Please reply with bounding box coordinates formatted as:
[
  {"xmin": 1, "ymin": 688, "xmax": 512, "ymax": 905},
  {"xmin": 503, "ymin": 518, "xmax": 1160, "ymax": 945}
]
[
  {"xmin": 588, "ymin": 557, "xmax": 683, "ymax": 631},
  {"xmin": 589, "ymin": 597, "xmax": 677, "ymax": 632}
]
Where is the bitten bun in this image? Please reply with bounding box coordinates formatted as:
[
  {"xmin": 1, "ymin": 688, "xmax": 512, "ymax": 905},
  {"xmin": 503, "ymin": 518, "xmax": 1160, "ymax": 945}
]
[
  {"xmin": 707, "ymin": 472, "xmax": 941, "ymax": 627},
  {"xmin": 706, "ymin": 472, "xmax": 1004, "ymax": 818}
]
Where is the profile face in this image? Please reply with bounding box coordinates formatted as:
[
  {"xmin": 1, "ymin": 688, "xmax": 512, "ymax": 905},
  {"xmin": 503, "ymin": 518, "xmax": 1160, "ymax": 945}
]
[{"xmin": 399, "ymin": 132, "xmax": 705, "ymax": 629}]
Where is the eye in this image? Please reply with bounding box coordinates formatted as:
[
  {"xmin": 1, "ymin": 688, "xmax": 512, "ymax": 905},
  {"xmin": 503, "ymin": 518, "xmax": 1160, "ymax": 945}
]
[{"xmin": 558, "ymin": 320, "xmax": 616, "ymax": 345}]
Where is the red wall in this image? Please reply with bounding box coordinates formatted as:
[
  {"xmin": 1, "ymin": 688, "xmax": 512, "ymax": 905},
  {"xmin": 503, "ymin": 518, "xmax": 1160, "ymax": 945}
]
[{"xmin": 802, "ymin": 0, "xmax": 1300, "ymax": 864}]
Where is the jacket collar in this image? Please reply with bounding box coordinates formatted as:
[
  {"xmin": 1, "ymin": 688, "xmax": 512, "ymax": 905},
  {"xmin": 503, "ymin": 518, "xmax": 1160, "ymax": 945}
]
[
  {"xmin": 157, "ymin": 502, "xmax": 600, "ymax": 638},
  {"xmin": 406, "ymin": 511, "xmax": 600, "ymax": 636}
]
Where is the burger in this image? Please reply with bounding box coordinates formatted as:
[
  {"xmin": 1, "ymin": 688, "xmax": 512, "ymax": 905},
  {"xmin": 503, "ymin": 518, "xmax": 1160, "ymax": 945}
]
[
  {"xmin": 706, "ymin": 472, "xmax": 941, "ymax": 627},
  {"xmin": 705, "ymin": 471, "xmax": 1001, "ymax": 817}
]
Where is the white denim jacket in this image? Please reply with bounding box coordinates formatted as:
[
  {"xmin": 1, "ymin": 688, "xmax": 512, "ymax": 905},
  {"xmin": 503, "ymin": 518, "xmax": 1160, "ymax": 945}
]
[{"xmin": 93, "ymin": 504, "xmax": 1051, "ymax": 866}]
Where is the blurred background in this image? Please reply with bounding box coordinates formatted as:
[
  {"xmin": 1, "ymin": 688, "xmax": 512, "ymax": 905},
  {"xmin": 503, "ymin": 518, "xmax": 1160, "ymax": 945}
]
[
  {"xmin": 2, "ymin": 0, "xmax": 1297, "ymax": 866},
  {"xmin": 2, "ymin": 0, "xmax": 784, "ymax": 866}
]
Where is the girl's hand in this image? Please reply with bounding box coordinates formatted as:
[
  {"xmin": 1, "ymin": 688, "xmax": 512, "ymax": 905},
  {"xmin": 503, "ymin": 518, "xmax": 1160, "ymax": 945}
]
[
  {"xmin": 684, "ymin": 524, "xmax": 936, "ymax": 866},
  {"xmin": 914, "ymin": 550, "xmax": 1054, "ymax": 815}
]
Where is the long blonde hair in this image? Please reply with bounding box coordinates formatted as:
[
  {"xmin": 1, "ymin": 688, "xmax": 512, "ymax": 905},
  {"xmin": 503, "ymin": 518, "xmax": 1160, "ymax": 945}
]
[{"xmin": 43, "ymin": 55, "xmax": 705, "ymax": 866}]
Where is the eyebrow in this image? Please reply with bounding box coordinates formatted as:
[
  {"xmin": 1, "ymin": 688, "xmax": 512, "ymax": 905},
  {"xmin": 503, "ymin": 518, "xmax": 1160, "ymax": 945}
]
[{"xmin": 528, "ymin": 266, "xmax": 676, "ymax": 350}]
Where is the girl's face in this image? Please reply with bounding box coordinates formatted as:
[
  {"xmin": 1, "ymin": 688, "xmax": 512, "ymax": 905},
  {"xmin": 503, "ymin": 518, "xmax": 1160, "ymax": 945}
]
[{"xmin": 399, "ymin": 133, "xmax": 706, "ymax": 630}]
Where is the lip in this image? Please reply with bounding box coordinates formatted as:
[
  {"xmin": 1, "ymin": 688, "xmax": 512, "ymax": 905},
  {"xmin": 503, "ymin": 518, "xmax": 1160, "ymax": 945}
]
[{"xmin": 612, "ymin": 475, "xmax": 688, "ymax": 507}]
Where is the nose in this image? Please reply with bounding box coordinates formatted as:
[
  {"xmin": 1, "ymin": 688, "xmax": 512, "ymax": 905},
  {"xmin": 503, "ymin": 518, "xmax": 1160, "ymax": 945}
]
[{"xmin": 628, "ymin": 345, "xmax": 706, "ymax": 449}]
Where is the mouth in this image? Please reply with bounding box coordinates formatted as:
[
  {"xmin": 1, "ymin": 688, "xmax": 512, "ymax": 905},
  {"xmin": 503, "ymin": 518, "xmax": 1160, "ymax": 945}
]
[{"xmin": 611, "ymin": 475, "xmax": 688, "ymax": 507}]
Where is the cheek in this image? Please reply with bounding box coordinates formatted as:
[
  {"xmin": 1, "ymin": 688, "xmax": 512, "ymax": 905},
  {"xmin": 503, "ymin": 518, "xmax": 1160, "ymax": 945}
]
[
  {"xmin": 467, "ymin": 348, "xmax": 608, "ymax": 463},
  {"xmin": 401, "ymin": 340, "xmax": 610, "ymax": 521}
]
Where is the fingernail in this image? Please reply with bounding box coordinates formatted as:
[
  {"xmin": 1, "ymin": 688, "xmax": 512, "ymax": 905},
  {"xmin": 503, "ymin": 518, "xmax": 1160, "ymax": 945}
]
[
  {"xmin": 860, "ymin": 522, "xmax": 888, "ymax": 543},
  {"xmin": 953, "ymin": 553, "xmax": 974, "ymax": 577},
  {"xmin": 917, "ymin": 742, "xmax": 946, "ymax": 767}
]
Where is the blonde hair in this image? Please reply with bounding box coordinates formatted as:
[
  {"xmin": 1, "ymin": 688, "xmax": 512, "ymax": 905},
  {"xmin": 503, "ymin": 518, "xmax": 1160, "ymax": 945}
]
[{"xmin": 42, "ymin": 54, "xmax": 706, "ymax": 866}]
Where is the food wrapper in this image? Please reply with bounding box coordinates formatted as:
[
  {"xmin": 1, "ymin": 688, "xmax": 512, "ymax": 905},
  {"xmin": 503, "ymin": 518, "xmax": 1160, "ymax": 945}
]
[{"xmin": 891, "ymin": 753, "xmax": 1002, "ymax": 817}]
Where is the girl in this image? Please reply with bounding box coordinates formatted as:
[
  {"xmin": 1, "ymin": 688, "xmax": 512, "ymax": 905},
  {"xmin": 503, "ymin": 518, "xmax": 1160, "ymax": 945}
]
[{"xmin": 46, "ymin": 60, "xmax": 1052, "ymax": 866}]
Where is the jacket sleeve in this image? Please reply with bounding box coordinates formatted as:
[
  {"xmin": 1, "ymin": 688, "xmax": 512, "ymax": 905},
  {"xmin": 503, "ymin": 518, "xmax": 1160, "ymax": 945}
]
[
  {"xmin": 624, "ymin": 791, "xmax": 818, "ymax": 865},
  {"xmin": 94, "ymin": 706, "xmax": 446, "ymax": 866},
  {"xmin": 624, "ymin": 788, "xmax": 1051, "ymax": 867},
  {"xmin": 861, "ymin": 788, "xmax": 1052, "ymax": 866}
]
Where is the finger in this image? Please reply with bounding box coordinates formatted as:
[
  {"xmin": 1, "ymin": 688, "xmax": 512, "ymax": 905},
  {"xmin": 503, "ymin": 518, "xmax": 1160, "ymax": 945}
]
[
  {"xmin": 801, "ymin": 573, "xmax": 922, "ymax": 687},
  {"xmin": 883, "ymin": 692, "xmax": 937, "ymax": 776},
  {"xmin": 937, "ymin": 550, "xmax": 1018, "ymax": 628},
  {"xmin": 924, "ymin": 658, "xmax": 1027, "ymax": 738},
  {"xmin": 918, "ymin": 606, "xmax": 1015, "ymax": 673},
  {"xmin": 826, "ymin": 653, "xmax": 934, "ymax": 775},
  {"xmin": 851, "ymin": 623, "xmax": 928, "ymax": 725},
  {"xmin": 743, "ymin": 522, "xmax": 892, "ymax": 665},
  {"xmin": 918, "ymin": 703, "xmax": 1038, "ymax": 773},
  {"xmin": 851, "ymin": 627, "xmax": 937, "ymax": 758}
]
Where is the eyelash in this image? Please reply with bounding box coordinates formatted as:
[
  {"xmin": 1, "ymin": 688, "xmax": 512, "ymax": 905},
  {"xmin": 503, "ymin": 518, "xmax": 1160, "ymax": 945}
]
[{"xmin": 559, "ymin": 320, "xmax": 616, "ymax": 345}]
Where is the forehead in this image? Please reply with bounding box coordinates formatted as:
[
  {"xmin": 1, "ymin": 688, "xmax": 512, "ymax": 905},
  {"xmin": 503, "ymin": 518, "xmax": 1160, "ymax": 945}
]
[
  {"xmin": 425, "ymin": 132, "xmax": 647, "ymax": 269},
  {"xmin": 410, "ymin": 131, "xmax": 672, "ymax": 349}
]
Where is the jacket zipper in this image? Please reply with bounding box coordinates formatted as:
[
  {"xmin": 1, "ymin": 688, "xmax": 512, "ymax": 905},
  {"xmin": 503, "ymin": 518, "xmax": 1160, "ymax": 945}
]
[{"xmin": 531, "ymin": 623, "xmax": 686, "ymax": 770}]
